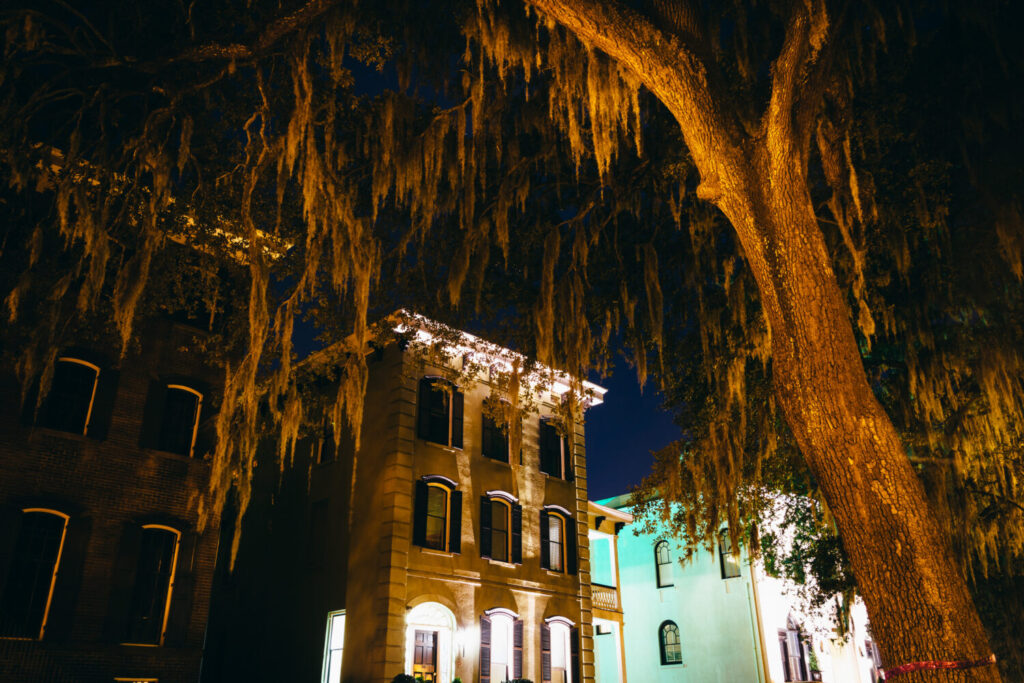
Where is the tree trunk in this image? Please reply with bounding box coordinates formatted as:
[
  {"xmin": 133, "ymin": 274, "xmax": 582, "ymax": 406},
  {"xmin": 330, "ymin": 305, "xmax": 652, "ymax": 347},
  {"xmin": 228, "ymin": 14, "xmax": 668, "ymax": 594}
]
[{"xmin": 525, "ymin": 0, "xmax": 1001, "ymax": 679}]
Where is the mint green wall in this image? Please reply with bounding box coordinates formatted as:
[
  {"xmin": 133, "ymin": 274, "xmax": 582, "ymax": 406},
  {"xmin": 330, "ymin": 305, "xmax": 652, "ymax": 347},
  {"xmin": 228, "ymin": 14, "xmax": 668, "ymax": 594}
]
[
  {"xmin": 591, "ymin": 536, "xmax": 615, "ymax": 586},
  {"xmin": 604, "ymin": 500, "xmax": 766, "ymax": 683}
]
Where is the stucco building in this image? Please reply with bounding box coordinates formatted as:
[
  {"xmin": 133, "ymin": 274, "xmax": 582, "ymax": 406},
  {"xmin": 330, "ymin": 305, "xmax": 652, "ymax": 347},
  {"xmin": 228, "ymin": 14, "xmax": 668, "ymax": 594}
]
[
  {"xmin": 205, "ymin": 315, "xmax": 607, "ymax": 683},
  {"xmin": 586, "ymin": 500, "xmax": 632, "ymax": 683},
  {"xmin": 0, "ymin": 318, "xmax": 225, "ymax": 683}
]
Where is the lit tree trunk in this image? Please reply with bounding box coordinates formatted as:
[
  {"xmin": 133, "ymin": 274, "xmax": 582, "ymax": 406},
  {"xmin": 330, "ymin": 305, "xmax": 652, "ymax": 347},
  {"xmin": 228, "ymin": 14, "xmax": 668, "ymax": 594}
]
[{"xmin": 526, "ymin": 0, "xmax": 1000, "ymax": 679}]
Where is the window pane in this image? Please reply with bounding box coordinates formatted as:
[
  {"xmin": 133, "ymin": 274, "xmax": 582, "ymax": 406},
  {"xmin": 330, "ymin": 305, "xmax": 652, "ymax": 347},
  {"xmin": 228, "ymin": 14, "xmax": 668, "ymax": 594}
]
[
  {"xmin": 482, "ymin": 413, "xmax": 510, "ymax": 462},
  {"xmin": 539, "ymin": 420, "xmax": 562, "ymax": 476},
  {"xmin": 159, "ymin": 387, "xmax": 201, "ymax": 456},
  {"xmin": 125, "ymin": 528, "xmax": 178, "ymax": 644},
  {"xmin": 491, "ymin": 500, "xmax": 508, "ymax": 562},
  {"xmin": 591, "ymin": 537, "xmax": 613, "ymax": 586},
  {"xmin": 0, "ymin": 512, "xmax": 66, "ymax": 638},
  {"xmin": 423, "ymin": 383, "xmax": 451, "ymax": 445},
  {"xmin": 41, "ymin": 360, "xmax": 97, "ymax": 434},
  {"xmin": 425, "ymin": 486, "xmax": 447, "ymax": 550},
  {"xmin": 548, "ymin": 515, "xmax": 563, "ymax": 572},
  {"xmin": 491, "ymin": 614, "xmax": 512, "ymax": 681},
  {"xmin": 323, "ymin": 611, "xmax": 345, "ymax": 683},
  {"xmin": 662, "ymin": 623, "xmax": 682, "ymax": 664}
]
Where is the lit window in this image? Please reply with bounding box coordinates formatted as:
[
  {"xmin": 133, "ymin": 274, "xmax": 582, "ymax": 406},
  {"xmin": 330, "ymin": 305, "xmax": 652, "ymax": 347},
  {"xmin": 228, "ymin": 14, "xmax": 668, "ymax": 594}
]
[
  {"xmin": 480, "ymin": 494, "xmax": 521, "ymax": 564},
  {"xmin": 40, "ymin": 358, "xmax": 100, "ymax": 435},
  {"xmin": 481, "ymin": 403, "xmax": 511, "ymax": 463},
  {"xmin": 655, "ymin": 540, "xmax": 673, "ymax": 587},
  {"xmin": 659, "ymin": 620, "xmax": 682, "ymax": 665},
  {"xmin": 321, "ymin": 610, "xmax": 345, "ymax": 683},
  {"xmin": 158, "ymin": 385, "xmax": 202, "ymax": 457},
  {"xmin": 539, "ymin": 418, "xmax": 573, "ymax": 480},
  {"xmin": 541, "ymin": 508, "xmax": 575, "ymax": 574},
  {"xmin": 414, "ymin": 477, "xmax": 462, "ymax": 554},
  {"xmin": 542, "ymin": 618, "xmax": 577, "ymax": 683},
  {"xmin": 417, "ymin": 377, "xmax": 463, "ymax": 449},
  {"xmin": 124, "ymin": 525, "xmax": 180, "ymax": 646},
  {"xmin": 719, "ymin": 528, "xmax": 741, "ymax": 579},
  {"xmin": 0, "ymin": 509, "xmax": 69, "ymax": 639}
]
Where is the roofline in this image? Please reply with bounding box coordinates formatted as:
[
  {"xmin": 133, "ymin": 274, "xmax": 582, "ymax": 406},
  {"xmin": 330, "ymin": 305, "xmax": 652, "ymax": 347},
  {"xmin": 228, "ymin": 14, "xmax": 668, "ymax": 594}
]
[{"xmin": 588, "ymin": 500, "xmax": 634, "ymax": 523}]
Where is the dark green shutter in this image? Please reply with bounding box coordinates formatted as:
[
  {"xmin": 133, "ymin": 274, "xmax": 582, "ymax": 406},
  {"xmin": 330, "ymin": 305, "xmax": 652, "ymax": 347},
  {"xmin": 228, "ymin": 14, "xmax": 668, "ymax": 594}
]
[
  {"xmin": 513, "ymin": 618, "xmax": 524, "ymax": 679},
  {"xmin": 0, "ymin": 505, "xmax": 23, "ymax": 602},
  {"xmin": 44, "ymin": 515, "xmax": 91, "ymax": 641},
  {"xmin": 541, "ymin": 622, "xmax": 552, "ymax": 683},
  {"xmin": 417, "ymin": 379, "xmax": 432, "ymax": 441},
  {"xmin": 540, "ymin": 420, "xmax": 560, "ymax": 476},
  {"xmin": 511, "ymin": 503, "xmax": 523, "ymax": 564},
  {"xmin": 563, "ymin": 433, "xmax": 574, "ymax": 482},
  {"xmin": 539, "ymin": 510, "xmax": 550, "ymax": 570},
  {"xmin": 570, "ymin": 626, "xmax": 580, "ymax": 682},
  {"xmin": 413, "ymin": 480, "xmax": 428, "ymax": 547},
  {"xmin": 87, "ymin": 368, "xmax": 120, "ymax": 440},
  {"xmin": 451, "ymin": 389, "xmax": 464, "ymax": 449},
  {"xmin": 566, "ymin": 515, "xmax": 578, "ymax": 575},
  {"xmin": 105, "ymin": 522, "xmax": 142, "ymax": 642},
  {"xmin": 164, "ymin": 531, "xmax": 197, "ymax": 646},
  {"xmin": 479, "ymin": 496, "xmax": 492, "ymax": 558},
  {"xmin": 448, "ymin": 490, "xmax": 462, "ymax": 554},
  {"xmin": 139, "ymin": 380, "xmax": 167, "ymax": 449},
  {"xmin": 480, "ymin": 614, "xmax": 491, "ymax": 683}
]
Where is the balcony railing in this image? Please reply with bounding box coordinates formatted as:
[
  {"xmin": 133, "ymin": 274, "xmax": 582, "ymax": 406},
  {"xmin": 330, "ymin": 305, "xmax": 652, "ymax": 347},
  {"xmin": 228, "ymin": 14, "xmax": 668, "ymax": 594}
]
[{"xmin": 592, "ymin": 585, "xmax": 619, "ymax": 611}]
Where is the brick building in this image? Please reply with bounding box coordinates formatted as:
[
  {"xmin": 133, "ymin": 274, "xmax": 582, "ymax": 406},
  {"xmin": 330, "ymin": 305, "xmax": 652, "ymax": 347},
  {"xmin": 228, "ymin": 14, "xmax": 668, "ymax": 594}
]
[
  {"xmin": 0, "ymin": 318, "xmax": 225, "ymax": 683},
  {"xmin": 204, "ymin": 314, "xmax": 607, "ymax": 683}
]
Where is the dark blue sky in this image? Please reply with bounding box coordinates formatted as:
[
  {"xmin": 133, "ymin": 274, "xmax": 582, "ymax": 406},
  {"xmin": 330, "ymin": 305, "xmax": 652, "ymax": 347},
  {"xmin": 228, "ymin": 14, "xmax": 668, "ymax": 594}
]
[{"xmin": 583, "ymin": 357, "xmax": 682, "ymax": 500}]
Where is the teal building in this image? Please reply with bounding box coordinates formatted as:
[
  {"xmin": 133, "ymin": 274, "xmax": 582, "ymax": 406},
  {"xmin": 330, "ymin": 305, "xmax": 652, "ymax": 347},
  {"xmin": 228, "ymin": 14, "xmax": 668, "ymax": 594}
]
[{"xmin": 598, "ymin": 494, "xmax": 768, "ymax": 683}]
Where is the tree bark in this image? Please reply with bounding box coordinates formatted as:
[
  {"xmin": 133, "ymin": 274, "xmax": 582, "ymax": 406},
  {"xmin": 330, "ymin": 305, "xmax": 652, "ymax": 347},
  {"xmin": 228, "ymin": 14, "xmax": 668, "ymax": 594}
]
[{"xmin": 525, "ymin": 0, "xmax": 1001, "ymax": 679}]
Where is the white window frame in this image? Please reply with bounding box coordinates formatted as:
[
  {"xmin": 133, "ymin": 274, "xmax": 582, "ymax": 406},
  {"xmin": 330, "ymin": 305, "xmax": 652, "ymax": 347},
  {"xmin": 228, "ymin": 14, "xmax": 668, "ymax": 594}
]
[
  {"xmin": 321, "ymin": 609, "xmax": 346, "ymax": 683},
  {"xmin": 54, "ymin": 357, "xmax": 100, "ymax": 435},
  {"xmin": 164, "ymin": 384, "xmax": 203, "ymax": 458},
  {"xmin": 123, "ymin": 525, "xmax": 180, "ymax": 647},
  {"xmin": 7, "ymin": 508, "xmax": 71, "ymax": 641}
]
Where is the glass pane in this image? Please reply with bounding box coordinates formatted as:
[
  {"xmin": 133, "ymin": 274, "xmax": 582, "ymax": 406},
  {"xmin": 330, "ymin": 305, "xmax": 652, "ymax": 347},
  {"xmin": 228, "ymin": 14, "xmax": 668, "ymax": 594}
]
[
  {"xmin": 425, "ymin": 486, "xmax": 447, "ymax": 550},
  {"xmin": 125, "ymin": 528, "xmax": 177, "ymax": 644},
  {"xmin": 491, "ymin": 500, "xmax": 508, "ymax": 562},
  {"xmin": 548, "ymin": 516, "xmax": 563, "ymax": 572},
  {"xmin": 0, "ymin": 512, "xmax": 66, "ymax": 638},
  {"xmin": 41, "ymin": 361, "xmax": 97, "ymax": 434},
  {"xmin": 159, "ymin": 388, "xmax": 200, "ymax": 455}
]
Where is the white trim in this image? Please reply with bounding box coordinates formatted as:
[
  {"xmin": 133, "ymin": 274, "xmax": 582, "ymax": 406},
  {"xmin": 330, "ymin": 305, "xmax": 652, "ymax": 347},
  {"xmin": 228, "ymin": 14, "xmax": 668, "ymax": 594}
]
[
  {"xmin": 127, "ymin": 525, "xmax": 181, "ymax": 648},
  {"xmin": 20, "ymin": 508, "xmax": 69, "ymax": 640},
  {"xmin": 321, "ymin": 609, "xmax": 346, "ymax": 683},
  {"xmin": 483, "ymin": 607, "xmax": 518, "ymax": 619},
  {"xmin": 485, "ymin": 490, "xmax": 518, "ymax": 504},
  {"xmin": 55, "ymin": 357, "xmax": 100, "ymax": 435},
  {"xmin": 165, "ymin": 385, "xmax": 203, "ymax": 458}
]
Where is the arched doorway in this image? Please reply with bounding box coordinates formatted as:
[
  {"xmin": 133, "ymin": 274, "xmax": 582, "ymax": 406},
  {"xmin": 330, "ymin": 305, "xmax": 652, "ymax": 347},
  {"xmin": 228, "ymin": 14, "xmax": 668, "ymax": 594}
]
[{"xmin": 405, "ymin": 601, "xmax": 456, "ymax": 683}]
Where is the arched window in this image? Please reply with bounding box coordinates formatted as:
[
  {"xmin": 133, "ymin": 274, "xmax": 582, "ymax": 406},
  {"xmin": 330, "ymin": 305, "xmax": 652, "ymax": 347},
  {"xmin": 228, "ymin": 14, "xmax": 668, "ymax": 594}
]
[
  {"xmin": 40, "ymin": 358, "xmax": 100, "ymax": 435},
  {"xmin": 124, "ymin": 525, "xmax": 180, "ymax": 645},
  {"xmin": 542, "ymin": 617, "xmax": 578, "ymax": 683},
  {"xmin": 480, "ymin": 492, "xmax": 522, "ymax": 564},
  {"xmin": 413, "ymin": 476, "xmax": 462, "ymax": 554},
  {"xmin": 719, "ymin": 528, "xmax": 741, "ymax": 579},
  {"xmin": 159, "ymin": 385, "xmax": 203, "ymax": 457},
  {"xmin": 659, "ymin": 620, "xmax": 682, "ymax": 665},
  {"xmin": 481, "ymin": 608, "xmax": 521, "ymax": 683},
  {"xmin": 0, "ymin": 509, "xmax": 69, "ymax": 639},
  {"xmin": 654, "ymin": 540, "xmax": 673, "ymax": 587},
  {"xmin": 417, "ymin": 377, "xmax": 464, "ymax": 449},
  {"xmin": 540, "ymin": 506, "xmax": 576, "ymax": 574}
]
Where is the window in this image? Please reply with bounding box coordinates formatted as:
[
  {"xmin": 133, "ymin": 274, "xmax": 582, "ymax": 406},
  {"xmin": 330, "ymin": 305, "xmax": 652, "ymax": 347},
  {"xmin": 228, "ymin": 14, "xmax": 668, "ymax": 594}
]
[
  {"xmin": 779, "ymin": 623, "xmax": 809, "ymax": 682},
  {"xmin": 481, "ymin": 609, "xmax": 522, "ymax": 683},
  {"xmin": 413, "ymin": 477, "xmax": 462, "ymax": 554},
  {"xmin": 0, "ymin": 509, "xmax": 69, "ymax": 639},
  {"xmin": 158, "ymin": 385, "xmax": 202, "ymax": 457},
  {"xmin": 417, "ymin": 377, "xmax": 463, "ymax": 449},
  {"xmin": 480, "ymin": 493, "xmax": 522, "ymax": 564},
  {"xmin": 538, "ymin": 418, "xmax": 573, "ymax": 480},
  {"xmin": 659, "ymin": 621, "xmax": 682, "ymax": 665},
  {"xmin": 589, "ymin": 535, "xmax": 615, "ymax": 587},
  {"xmin": 719, "ymin": 528, "xmax": 741, "ymax": 579},
  {"xmin": 40, "ymin": 358, "xmax": 100, "ymax": 435},
  {"xmin": 654, "ymin": 540, "xmax": 673, "ymax": 587},
  {"xmin": 124, "ymin": 525, "xmax": 180, "ymax": 645},
  {"xmin": 321, "ymin": 610, "xmax": 345, "ymax": 683},
  {"xmin": 481, "ymin": 403, "xmax": 511, "ymax": 462},
  {"xmin": 541, "ymin": 618, "xmax": 578, "ymax": 683},
  {"xmin": 540, "ymin": 507, "xmax": 576, "ymax": 574}
]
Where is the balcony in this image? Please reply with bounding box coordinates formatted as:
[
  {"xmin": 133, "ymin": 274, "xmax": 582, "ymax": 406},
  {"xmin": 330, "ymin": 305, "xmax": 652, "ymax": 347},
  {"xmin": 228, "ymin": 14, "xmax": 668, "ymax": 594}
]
[{"xmin": 592, "ymin": 584, "xmax": 619, "ymax": 611}]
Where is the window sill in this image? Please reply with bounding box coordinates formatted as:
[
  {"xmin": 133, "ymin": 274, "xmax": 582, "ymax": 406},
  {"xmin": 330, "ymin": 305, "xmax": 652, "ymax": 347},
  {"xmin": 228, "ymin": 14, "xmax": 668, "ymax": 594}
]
[
  {"xmin": 120, "ymin": 642, "xmax": 161, "ymax": 648},
  {"xmin": 544, "ymin": 569, "xmax": 568, "ymax": 578},
  {"xmin": 29, "ymin": 427, "xmax": 89, "ymax": 443},
  {"xmin": 418, "ymin": 546, "xmax": 455, "ymax": 558},
  {"xmin": 487, "ymin": 558, "xmax": 518, "ymax": 568},
  {"xmin": 140, "ymin": 447, "xmax": 209, "ymax": 465},
  {"xmin": 0, "ymin": 636, "xmax": 36, "ymax": 641},
  {"xmin": 657, "ymin": 584, "xmax": 675, "ymax": 589}
]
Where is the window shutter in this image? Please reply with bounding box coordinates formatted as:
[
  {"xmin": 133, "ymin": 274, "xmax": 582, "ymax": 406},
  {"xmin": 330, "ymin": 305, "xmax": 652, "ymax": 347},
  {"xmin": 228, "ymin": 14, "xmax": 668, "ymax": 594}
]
[
  {"xmin": 87, "ymin": 368, "xmax": 120, "ymax": 440},
  {"xmin": 541, "ymin": 622, "xmax": 552, "ymax": 683},
  {"xmin": 562, "ymin": 433, "xmax": 574, "ymax": 481},
  {"xmin": 413, "ymin": 480, "xmax": 428, "ymax": 548},
  {"xmin": 570, "ymin": 626, "xmax": 580, "ymax": 683},
  {"xmin": 164, "ymin": 531, "xmax": 197, "ymax": 646},
  {"xmin": 511, "ymin": 503, "xmax": 523, "ymax": 564},
  {"xmin": 451, "ymin": 389, "xmax": 464, "ymax": 449},
  {"xmin": 44, "ymin": 515, "xmax": 92, "ymax": 642},
  {"xmin": 513, "ymin": 618, "xmax": 524, "ymax": 679},
  {"xmin": 479, "ymin": 496, "xmax": 493, "ymax": 559},
  {"xmin": 539, "ymin": 420, "xmax": 558, "ymax": 475},
  {"xmin": 139, "ymin": 380, "xmax": 167, "ymax": 449},
  {"xmin": 105, "ymin": 522, "xmax": 142, "ymax": 642},
  {"xmin": 449, "ymin": 490, "xmax": 462, "ymax": 554},
  {"xmin": 0, "ymin": 505, "xmax": 23, "ymax": 601},
  {"xmin": 417, "ymin": 379, "xmax": 432, "ymax": 441},
  {"xmin": 480, "ymin": 614, "xmax": 491, "ymax": 683},
  {"xmin": 539, "ymin": 510, "xmax": 550, "ymax": 570},
  {"xmin": 566, "ymin": 516, "xmax": 578, "ymax": 575}
]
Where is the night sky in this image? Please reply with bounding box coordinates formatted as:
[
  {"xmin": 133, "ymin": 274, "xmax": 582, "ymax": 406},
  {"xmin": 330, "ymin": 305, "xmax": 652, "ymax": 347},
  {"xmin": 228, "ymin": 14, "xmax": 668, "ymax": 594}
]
[{"xmin": 584, "ymin": 356, "xmax": 682, "ymax": 501}]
